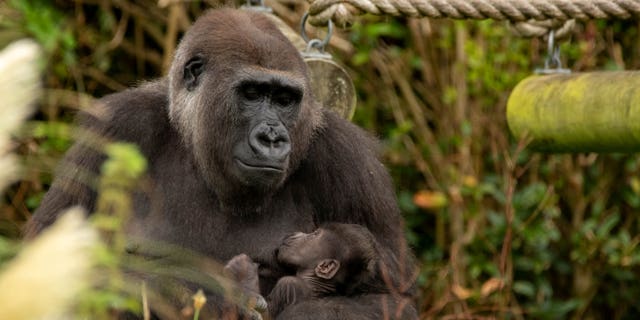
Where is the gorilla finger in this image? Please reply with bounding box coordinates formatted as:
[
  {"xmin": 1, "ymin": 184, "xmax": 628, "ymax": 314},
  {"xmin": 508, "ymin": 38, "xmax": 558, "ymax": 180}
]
[
  {"xmin": 249, "ymin": 309, "xmax": 263, "ymax": 320},
  {"xmin": 253, "ymin": 294, "xmax": 268, "ymax": 312},
  {"xmin": 245, "ymin": 292, "xmax": 267, "ymax": 312}
]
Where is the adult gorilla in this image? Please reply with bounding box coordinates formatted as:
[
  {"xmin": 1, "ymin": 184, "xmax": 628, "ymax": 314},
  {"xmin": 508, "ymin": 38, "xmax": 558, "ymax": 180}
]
[{"xmin": 25, "ymin": 8, "xmax": 416, "ymax": 319}]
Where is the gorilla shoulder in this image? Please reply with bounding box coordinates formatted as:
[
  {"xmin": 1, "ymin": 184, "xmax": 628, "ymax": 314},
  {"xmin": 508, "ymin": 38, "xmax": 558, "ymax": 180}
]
[
  {"xmin": 313, "ymin": 110, "xmax": 381, "ymax": 158},
  {"xmin": 298, "ymin": 110, "xmax": 399, "ymax": 237},
  {"xmin": 79, "ymin": 79, "xmax": 171, "ymax": 158}
]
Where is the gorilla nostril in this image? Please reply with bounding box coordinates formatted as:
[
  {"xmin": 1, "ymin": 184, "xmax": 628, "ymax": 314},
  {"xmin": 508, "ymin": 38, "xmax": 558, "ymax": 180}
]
[{"xmin": 257, "ymin": 132, "xmax": 272, "ymax": 145}]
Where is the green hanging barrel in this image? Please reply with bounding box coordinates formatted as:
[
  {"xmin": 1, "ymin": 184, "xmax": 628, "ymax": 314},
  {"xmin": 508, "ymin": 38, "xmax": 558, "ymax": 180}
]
[{"xmin": 507, "ymin": 71, "xmax": 640, "ymax": 152}]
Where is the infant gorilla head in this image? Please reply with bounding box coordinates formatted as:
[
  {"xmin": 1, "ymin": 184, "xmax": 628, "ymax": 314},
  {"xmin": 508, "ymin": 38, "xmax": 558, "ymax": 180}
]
[
  {"xmin": 277, "ymin": 223, "xmax": 377, "ymax": 289},
  {"xmin": 268, "ymin": 223, "xmax": 379, "ymax": 318}
]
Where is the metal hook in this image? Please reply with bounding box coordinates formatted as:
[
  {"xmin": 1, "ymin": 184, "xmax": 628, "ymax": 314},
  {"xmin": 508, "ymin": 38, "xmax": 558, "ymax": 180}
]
[
  {"xmin": 300, "ymin": 12, "xmax": 333, "ymax": 57},
  {"xmin": 535, "ymin": 29, "xmax": 571, "ymax": 74},
  {"xmin": 546, "ymin": 30, "xmax": 556, "ymax": 62}
]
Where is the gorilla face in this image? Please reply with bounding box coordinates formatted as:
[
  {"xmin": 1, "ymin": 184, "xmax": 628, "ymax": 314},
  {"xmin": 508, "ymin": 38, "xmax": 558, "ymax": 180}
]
[
  {"xmin": 277, "ymin": 229, "xmax": 337, "ymax": 270},
  {"xmin": 167, "ymin": 9, "xmax": 318, "ymax": 200},
  {"xmin": 229, "ymin": 71, "xmax": 303, "ymax": 187}
]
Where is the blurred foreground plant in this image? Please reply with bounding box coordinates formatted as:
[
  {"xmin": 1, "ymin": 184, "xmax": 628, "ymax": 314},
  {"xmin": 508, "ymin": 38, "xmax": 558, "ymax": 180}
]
[
  {"xmin": 0, "ymin": 39, "xmax": 41, "ymax": 193},
  {"xmin": 0, "ymin": 207, "xmax": 98, "ymax": 318},
  {"xmin": 0, "ymin": 39, "xmax": 137, "ymax": 319},
  {"xmin": 0, "ymin": 39, "xmax": 99, "ymax": 319}
]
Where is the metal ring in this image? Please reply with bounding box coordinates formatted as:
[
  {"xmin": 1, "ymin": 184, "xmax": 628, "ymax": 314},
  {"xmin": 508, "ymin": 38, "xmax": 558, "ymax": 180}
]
[
  {"xmin": 544, "ymin": 30, "xmax": 563, "ymax": 69},
  {"xmin": 306, "ymin": 39, "xmax": 324, "ymax": 52},
  {"xmin": 535, "ymin": 29, "xmax": 570, "ymax": 74},
  {"xmin": 300, "ymin": 12, "xmax": 333, "ymax": 51}
]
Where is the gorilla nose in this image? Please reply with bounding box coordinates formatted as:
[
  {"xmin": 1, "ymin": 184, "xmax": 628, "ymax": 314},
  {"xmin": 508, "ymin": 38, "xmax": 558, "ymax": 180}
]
[{"xmin": 249, "ymin": 122, "xmax": 291, "ymax": 161}]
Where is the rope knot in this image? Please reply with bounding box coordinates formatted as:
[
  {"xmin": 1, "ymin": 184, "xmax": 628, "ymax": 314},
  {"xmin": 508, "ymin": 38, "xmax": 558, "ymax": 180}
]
[{"xmin": 510, "ymin": 19, "xmax": 575, "ymax": 39}]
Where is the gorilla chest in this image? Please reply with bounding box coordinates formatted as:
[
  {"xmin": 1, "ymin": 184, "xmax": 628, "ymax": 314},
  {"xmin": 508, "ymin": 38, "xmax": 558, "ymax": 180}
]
[
  {"xmin": 131, "ymin": 160, "xmax": 314, "ymax": 256},
  {"xmin": 132, "ymin": 183, "xmax": 315, "ymax": 294},
  {"xmin": 132, "ymin": 185, "xmax": 315, "ymax": 257},
  {"xmin": 218, "ymin": 206, "xmax": 315, "ymax": 261}
]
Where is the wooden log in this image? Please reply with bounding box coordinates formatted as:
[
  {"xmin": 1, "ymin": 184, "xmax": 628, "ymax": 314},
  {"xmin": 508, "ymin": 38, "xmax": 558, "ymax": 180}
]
[{"xmin": 506, "ymin": 71, "xmax": 640, "ymax": 152}]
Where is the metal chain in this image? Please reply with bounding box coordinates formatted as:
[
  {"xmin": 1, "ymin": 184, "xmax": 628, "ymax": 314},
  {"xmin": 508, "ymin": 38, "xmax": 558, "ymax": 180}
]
[{"xmin": 306, "ymin": 0, "xmax": 640, "ymax": 27}]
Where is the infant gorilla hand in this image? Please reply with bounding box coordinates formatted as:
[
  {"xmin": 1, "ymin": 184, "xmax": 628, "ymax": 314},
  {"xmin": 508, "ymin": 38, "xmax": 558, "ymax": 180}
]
[
  {"xmin": 224, "ymin": 254, "xmax": 268, "ymax": 316},
  {"xmin": 268, "ymin": 276, "xmax": 312, "ymax": 318}
]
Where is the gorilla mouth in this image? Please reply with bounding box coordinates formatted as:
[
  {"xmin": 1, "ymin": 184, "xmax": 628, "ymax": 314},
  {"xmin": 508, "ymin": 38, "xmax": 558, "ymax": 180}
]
[{"xmin": 235, "ymin": 159, "xmax": 285, "ymax": 172}]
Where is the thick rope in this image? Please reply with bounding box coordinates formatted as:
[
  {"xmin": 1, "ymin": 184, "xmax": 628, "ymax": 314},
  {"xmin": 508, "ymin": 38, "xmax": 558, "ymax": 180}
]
[
  {"xmin": 306, "ymin": 0, "xmax": 640, "ymax": 26},
  {"xmin": 511, "ymin": 19, "xmax": 575, "ymax": 39}
]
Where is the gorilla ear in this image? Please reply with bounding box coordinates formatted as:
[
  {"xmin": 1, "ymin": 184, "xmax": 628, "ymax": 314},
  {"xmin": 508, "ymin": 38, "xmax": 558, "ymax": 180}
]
[
  {"xmin": 315, "ymin": 259, "xmax": 340, "ymax": 279},
  {"xmin": 183, "ymin": 57, "xmax": 204, "ymax": 91}
]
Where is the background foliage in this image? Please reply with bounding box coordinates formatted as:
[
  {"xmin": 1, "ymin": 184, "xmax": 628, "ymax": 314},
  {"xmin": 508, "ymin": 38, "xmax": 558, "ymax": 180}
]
[{"xmin": 1, "ymin": 0, "xmax": 640, "ymax": 319}]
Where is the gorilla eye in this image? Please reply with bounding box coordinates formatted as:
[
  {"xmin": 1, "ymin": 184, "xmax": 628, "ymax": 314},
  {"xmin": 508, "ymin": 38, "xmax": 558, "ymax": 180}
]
[
  {"xmin": 240, "ymin": 84, "xmax": 262, "ymax": 102},
  {"xmin": 273, "ymin": 91, "xmax": 295, "ymax": 107},
  {"xmin": 183, "ymin": 57, "xmax": 204, "ymax": 91},
  {"xmin": 273, "ymin": 90, "xmax": 300, "ymax": 107}
]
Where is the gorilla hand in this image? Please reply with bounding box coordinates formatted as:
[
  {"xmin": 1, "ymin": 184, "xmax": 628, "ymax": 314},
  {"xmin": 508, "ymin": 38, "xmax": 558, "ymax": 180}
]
[{"xmin": 224, "ymin": 254, "xmax": 268, "ymax": 318}]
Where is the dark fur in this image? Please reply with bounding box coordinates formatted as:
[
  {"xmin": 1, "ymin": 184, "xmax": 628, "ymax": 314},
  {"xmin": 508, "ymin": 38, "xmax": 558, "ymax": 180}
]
[{"xmin": 24, "ymin": 9, "xmax": 416, "ymax": 319}]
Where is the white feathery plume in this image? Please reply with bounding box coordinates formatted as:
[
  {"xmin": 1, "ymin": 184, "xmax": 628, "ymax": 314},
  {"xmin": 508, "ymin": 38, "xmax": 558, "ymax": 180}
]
[
  {"xmin": 0, "ymin": 207, "xmax": 98, "ymax": 319},
  {"xmin": 0, "ymin": 39, "xmax": 42, "ymax": 192},
  {"xmin": 0, "ymin": 40, "xmax": 99, "ymax": 318}
]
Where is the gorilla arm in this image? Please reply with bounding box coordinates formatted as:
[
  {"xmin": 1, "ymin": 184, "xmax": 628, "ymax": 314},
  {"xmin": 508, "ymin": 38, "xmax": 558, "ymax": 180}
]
[{"xmin": 23, "ymin": 80, "xmax": 170, "ymax": 238}]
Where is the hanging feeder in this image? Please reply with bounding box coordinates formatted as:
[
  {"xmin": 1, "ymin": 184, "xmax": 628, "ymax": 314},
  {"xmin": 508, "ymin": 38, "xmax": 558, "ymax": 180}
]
[
  {"xmin": 507, "ymin": 30, "xmax": 640, "ymax": 153},
  {"xmin": 300, "ymin": 13, "xmax": 357, "ymax": 120},
  {"xmin": 507, "ymin": 72, "xmax": 640, "ymax": 152}
]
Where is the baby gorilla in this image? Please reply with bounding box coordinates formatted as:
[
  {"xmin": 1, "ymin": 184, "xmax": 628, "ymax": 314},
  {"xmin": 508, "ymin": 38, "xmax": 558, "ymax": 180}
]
[{"xmin": 268, "ymin": 223, "xmax": 379, "ymax": 318}]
